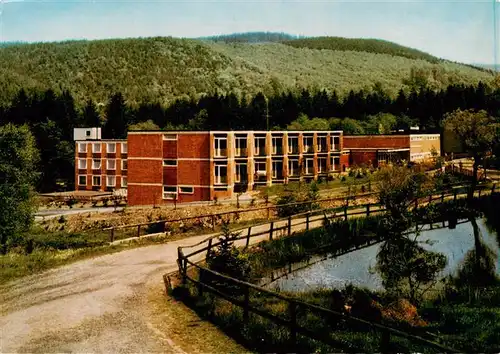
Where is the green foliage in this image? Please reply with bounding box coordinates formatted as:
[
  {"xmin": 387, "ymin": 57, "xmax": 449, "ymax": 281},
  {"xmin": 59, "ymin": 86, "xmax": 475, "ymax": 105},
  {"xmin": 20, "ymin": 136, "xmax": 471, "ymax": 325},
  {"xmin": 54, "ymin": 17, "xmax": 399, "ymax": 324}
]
[
  {"xmin": 0, "ymin": 124, "xmax": 39, "ymax": 254},
  {"xmin": 0, "ymin": 37, "xmax": 492, "ymax": 106},
  {"xmin": 287, "ymin": 113, "xmax": 330, "ymax": 130},
  {"xmin": 128, "ymin": 119, "xmax": 160, "ymax": 131},
  {"xmin": 364, "ymin": 113, "xmax": 397, "ymax": 134},
  {"xmin": 274, "ymin": 183, "xmax": 320, "ymax": 217}
]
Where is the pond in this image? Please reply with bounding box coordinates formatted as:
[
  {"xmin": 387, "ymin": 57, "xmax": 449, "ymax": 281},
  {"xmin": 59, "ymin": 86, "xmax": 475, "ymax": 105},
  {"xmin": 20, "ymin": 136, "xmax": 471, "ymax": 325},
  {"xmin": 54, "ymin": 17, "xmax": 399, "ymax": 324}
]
[{"xmin": 268, "ymin": 219, "xmax": 500, "ymax": 292}]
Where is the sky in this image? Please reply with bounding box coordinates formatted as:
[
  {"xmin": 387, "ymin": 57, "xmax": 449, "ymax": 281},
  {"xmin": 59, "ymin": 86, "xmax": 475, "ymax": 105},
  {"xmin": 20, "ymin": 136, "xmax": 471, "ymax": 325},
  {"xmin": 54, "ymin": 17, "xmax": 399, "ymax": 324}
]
[{"xmin": 0, "ymin": 0, "xmax": 499, "ymax": 65}]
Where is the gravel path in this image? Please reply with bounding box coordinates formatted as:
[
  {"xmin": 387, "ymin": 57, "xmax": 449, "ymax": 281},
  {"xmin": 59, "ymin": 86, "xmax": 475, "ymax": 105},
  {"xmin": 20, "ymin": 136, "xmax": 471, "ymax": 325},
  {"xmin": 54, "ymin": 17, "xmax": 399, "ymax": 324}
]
[{"xmin": 0, "ymin": 210, "xmax": 357, "ymax": 353}]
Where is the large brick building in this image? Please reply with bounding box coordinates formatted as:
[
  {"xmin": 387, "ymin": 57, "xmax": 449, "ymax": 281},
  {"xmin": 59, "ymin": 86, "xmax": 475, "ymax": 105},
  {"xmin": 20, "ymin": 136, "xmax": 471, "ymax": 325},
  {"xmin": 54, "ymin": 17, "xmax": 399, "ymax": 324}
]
[{"xmin": 74, "ymin": 128, "xmax": 440, "ymax": 206}]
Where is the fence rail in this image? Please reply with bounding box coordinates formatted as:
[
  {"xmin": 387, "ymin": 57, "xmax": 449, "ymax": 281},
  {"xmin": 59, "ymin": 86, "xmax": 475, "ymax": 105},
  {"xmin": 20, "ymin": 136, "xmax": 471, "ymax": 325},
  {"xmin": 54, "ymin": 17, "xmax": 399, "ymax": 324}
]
[{"xmin": 174, "ymin": 183, "xmax": 498, "ymax": 353}]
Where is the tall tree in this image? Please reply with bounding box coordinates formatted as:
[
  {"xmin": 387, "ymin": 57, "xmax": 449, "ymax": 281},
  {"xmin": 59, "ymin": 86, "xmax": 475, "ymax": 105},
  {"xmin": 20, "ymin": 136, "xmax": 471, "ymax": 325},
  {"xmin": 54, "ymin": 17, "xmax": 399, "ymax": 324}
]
[
  {"xmin": 82, "ymin": 99, "xmax": 101, "ymax": 127},
  {"xmin": 0, "ymin": 124, "xmax": 39, "ymax": 254},
  {"xmin": 443, "ymin": 109, "xmax": 500, "ymax": 199},
  {"xmin": 103, "ymin": 92, "xmax": 129, "ymax": 139}
]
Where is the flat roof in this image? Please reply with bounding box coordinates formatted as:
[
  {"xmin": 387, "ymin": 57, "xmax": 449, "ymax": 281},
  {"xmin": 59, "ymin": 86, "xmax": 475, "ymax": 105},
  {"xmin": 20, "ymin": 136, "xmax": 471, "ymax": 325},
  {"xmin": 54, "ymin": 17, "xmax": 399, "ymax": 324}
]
[{"xmin": 127, "ymin": 130, "xmax": 344, "ymax": 134}]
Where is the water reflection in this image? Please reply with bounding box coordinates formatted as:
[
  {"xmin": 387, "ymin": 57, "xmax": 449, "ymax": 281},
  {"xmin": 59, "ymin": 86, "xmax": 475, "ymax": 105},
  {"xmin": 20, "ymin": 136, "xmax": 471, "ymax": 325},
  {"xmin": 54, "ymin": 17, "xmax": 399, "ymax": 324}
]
[{"xmin": 269, "ymin": 219, "xmax": 499, "ymax": 293}]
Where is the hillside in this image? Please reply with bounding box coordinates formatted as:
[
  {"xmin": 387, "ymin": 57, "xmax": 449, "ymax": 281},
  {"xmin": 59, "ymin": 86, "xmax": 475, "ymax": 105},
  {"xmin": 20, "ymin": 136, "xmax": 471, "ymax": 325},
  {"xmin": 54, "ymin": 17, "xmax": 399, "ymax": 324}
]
[
  {"xmin": 0, "ymin": 36, "xmax": 494, "ymax": 107},
  {"xmin": 199, "ymin": 31, "xmax": 300, "ymax": 43}
]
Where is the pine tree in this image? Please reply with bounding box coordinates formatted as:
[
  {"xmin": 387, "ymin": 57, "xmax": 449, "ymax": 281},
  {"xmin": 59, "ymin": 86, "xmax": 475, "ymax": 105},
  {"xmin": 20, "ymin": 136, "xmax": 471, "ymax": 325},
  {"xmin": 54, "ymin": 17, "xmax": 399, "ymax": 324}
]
[
  {"xmin": 82, "ymin": 99, "xmax": 101, "ymax": 127},
  {"xmin": 103, "ymin": 92, "xmax": 129, "ymax": 139}
]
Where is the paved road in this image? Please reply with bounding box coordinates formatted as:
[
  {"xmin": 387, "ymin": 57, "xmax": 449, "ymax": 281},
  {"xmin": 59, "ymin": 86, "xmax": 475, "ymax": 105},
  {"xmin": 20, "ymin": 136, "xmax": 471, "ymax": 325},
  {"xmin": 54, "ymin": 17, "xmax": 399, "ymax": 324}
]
[{"xmin": 1, "ymin": 209, "xmax": 344, "ymax": 353}]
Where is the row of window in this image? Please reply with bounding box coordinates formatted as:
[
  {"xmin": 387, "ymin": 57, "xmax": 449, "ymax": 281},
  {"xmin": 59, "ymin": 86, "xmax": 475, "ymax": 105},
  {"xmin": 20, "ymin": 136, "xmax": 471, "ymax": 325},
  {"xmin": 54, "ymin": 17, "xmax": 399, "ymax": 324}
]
[
  {"xmin": 78, "ymin": 175, "xmax": 128, "ymax": 187},
  {"xmin": 214, "ymin": 156, "xmax": 341, "ymax": 184},
  {"xmin": 215, "ymin": 135, "xmax": 340, "ymax": 157},
  {"xmin": 163, "ymin": 185, "xmax": 194, "ymax": 199},
  {"xmin": 77, "ymin": 142, "xmax": 128, "ymax": 154},
  {"xmin": 78, "ymin": 159, "xmax": 128, "ymax": 170},
  {"xmin": 410, "ymin": 136, "xmax": 440, "ymax": 141}
]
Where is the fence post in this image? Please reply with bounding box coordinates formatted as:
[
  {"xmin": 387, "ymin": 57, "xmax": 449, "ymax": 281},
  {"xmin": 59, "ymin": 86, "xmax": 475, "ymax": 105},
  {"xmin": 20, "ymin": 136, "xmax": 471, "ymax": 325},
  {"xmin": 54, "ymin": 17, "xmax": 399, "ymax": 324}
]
[
  {"xmin": 207, "ymin": 238, "xmax": 213, "ymax": 259},
  {"xmin": 453, "ymin": 189, "xmax": 457, "ymax": 202},
  {"xmin": 366, "ymin": 204, "xmax": 370, "ymax": 216},
  {"xmin": 267, "ymin": 206, "xmax": 270, "ymax": 220},
  {"xmin": 137, "ymin": 225, "xmax": 141, "ymax": 238},
  {"xmin": 414, "ymin": 198, "xmax": 418, "ymax": 210},
  {"xmin": 211, "ymin": 215, "xmax": 216, "ymax": 230},
  {"xmin": 269, "ymin": 222, "xmax": 274, "ymax": 240},
  {"xmin": 289, "ymin": 302, "xmax": 297, "ymax": 346},
  {"xmin": 478, "ymin": 188, "xmax": 482, "ymax": 198},
  {"xmin": 344, "ymin": 205, "xmax": 348, "ymax": 221},
  {"xmin": 428, "ymin": 195, "xmax": 432, "ymax": 204},
  {"xmin": 441, "ymin": 191, "xmax": 445, "ymax": 203},
  {"xmin": 288, "ymin": 216, "xmax": 292, "ymax": 236},
  {"xmin": 243, "ymin": 286, "xmax": 250, "ymax": 323},
  {"xmin": 492, "ymin": 184, "xmax": 496, "ymax": 194},
  {"xmin": 246, "ymin": 226, "xmax": 251, "ymax": 248},
  {"xmin": 306, "ymin": 213, "xmax": 310, "ymax": 231},
  {"xmin": 110, "ymin": 228, "xmax": 114, "ymax": 242}
]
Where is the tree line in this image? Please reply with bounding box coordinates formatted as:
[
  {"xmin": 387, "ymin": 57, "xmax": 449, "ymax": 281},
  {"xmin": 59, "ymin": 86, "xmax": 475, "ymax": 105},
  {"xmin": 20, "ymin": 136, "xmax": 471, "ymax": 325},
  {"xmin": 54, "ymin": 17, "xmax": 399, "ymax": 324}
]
[{"xmin": 0, "ymin": 82, "xmax": 499, "ymax": 192}]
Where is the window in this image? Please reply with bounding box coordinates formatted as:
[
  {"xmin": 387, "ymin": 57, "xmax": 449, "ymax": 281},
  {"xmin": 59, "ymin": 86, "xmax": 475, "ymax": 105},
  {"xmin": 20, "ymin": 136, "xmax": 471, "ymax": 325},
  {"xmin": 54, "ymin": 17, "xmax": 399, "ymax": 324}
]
[
  {"xmin": 255, "ymin": 161, "xmax": 266, "ymax": 177},
  {"xmin": 288, "ymin": 159, "xmax": 299, "ymax": 176},
  {"xmin": 92, "ymin": 176, "xmax": 101, "ymax": 186},
  {"xmin": 305, "ymin": 158, "xmax": 314, "ymax": 174},
  {"xmin": 179, "ymin": 186, "xmax": 194, "ymax": 194},
  {"xmin": 331, "ymin": 136, "xmax": 340, "ymax": 151},
  {"xmin": 78, "ymin": 175, "xmax": 86, "ymax": 185},
  {"xmin": 107, "ymin": 159, "xmax": 116, "ymax": 170},
  {"xmin": 235, "ymin": 137, "xmax": 247, "ymax": 156},
  {"xmin": 78, "ymin": 159, "xmax": 87, "ymax": 169},
  {"xmin": 303, "ymin": 137, "xmax": 313, "ymax": 153},
  {"xmin": 92, "ymin": 159, "xmax": 101, "ymax": 169},
  {"xmin": 78, "ymin": 143, "xmax": 87, "ymax": 153},
  {"xmin": 121, "ymin": 143, "xmax": 128, "ymax": 153},
  {"xmin": 163, "ymin": 186, "xmax": 177, "ymax": 199},
  {"xmin": 163, "ymin": 159, "xmax": 177, "ymax": 166},
  {"xmin": 235, "ymin": 163, "xmax": 247, "ymax": 183},
  {"xmin": 214, "ymin": 136, "xmax": 227, "ymax": 157},
  {"xmin": 121, "ymin": 160, "xmax": 127, "ymax": 170},
  {"xmin": 214, "ymin": 164, "xmax": 227, "ymax": 184},
  {"xmin": 107, "ymin": 143, "xmax": 116, "ymax": 153},
  {"xmin": 288, "ymin": 136, "xmax": 298, "ymax": 154},
  {"xmin": 317, "ymin": 137, "xmax": 327, "ymax": 152},
  {"xmin": 163, "ymin": 134, "xmax": 177, "ymax": 141},
  {"xmin": 272, "ymin": 161, "xmax": 283, "ymax": 179},
  {"xmin": 85, "ymin": 130, "xmax": 91, "ymax": 137},
  {"xmin": 92, "ymin": 143, "xmax": 101, "ymax": 153},
  {"xmin": 254, "ymin": 136, "xmax": 266, "ymax": 156},
  {"xmin": 271, "ymin": 137, "xmax": 282, "ymax": 155},
  {"xmin": 107, "ymin": 176, "xmax": 116, "ymax": 187},
  {"xmin": 411, "ymin": 136, "xmax": 423, "ymax": 141},
  {"xmin": 318, "ymin": 157, "xmax": 327, "ymax": 173},
  {"xmin": 121, "ymin": 177, "xmax": 128, "ymax": 188},
  {"xmin": 330, "ymin": 157, "xmax": 340, "ymax": 171}
]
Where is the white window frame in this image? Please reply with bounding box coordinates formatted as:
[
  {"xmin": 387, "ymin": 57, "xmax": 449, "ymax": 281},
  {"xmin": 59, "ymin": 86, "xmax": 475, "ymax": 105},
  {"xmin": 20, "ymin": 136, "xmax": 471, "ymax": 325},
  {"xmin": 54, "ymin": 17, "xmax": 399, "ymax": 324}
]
[
  {"xmin": 331, "ymin": 157, "xmax": 340, "ymax": 171},
  {"xmin": 121, "ymin": 176, "xmax": 128, "ymax": 188},
  {"xmin": 78, "ymin": 175, "xmax": 87, "ymax": 186},
  {"xmin": 271, "ymin": 137, "xmax": 282, "ymax": 155},
  {"xmin": 163, "ymin": 159, "xmax": 177, "ymax": 167},
  {"xmin": 235, "ymin": 163, "xmax": 247, "ymax": 183},
  {"xmin": 318, "ymin": 157, "xmax": 327, "ymax": 173},
  {"xmin": 254, "ymin": 137, "xmax": 266, "ymax": 156},
  {"xmin": 121, "ymin": 160, "xmax": 127, "ymax": 170},
  {"xmin": 331, "ymin": 136, "xmax": 340, "ymax": 151},
  {"xmin": 179, "ymin": 186, "xmax": 194, "ymax": 194},
  {"xmin": 303, "ymin": 137, "xmax": 313, "ymax": 153},
  {"xmin": 92, "ymin": 159, "xmax": 101, "ymax": 169},
  {"xmin": 78, "ymin": 142, "xmax": 87, "ymax": 153},
  {"xmin": 305, "ymin": 158, "xmax": 314, "ymax": 175},
  {"xmin": 163, "ymin": 134, "xmax": 177, "ymax": 141},
  {"xmin": 163, "ymin": 185, "xmax": 177, "ymax": 200},
  {"xmin": 288, "ymin": 136, "xmax": 298, "ymax": 154},
  {"xmin": 106, "ymin": 175, "xmax": 116, "ymax": 187},
  {"xmin": 235, "ymin": 137, "xmax": 247, "ymax": 157},
  {"xmin": 272, "ymin": 161, "xmax": 283, "ymax": 179},
  {"xmin": 78, "ymin": 159, "xmax": 87, "ymax": 170},
  {"xmin": 214, "ymin": 137, "xmax": 227, "ymax": 158},
  {"xmin": 106, "ymin": 159, "xmax": 116, "ymax": 170},
  {"xmin": 214, "ymin": 164, "xmax": 228, "ymax": 185},
  {"xmin": 255, "ymin": 161, "xmax": 266, "ymax": 176},
  {"xmin": 288, "ymin": 159, "xmax": 299, "ymax": 176},
  {"xmin": 92, "ymin": 176, "xmax": 101, "ymax": 186},
  {"xmin": 317, "ymin": 136, "xmax": 327, "ymax": 152},
  {"xmin": 106, "ymin": 143, "xmax": 116, "ymax": 153},
  {"xmin": 92, "ymin": 143, "xmax": 101, "ymax": 153},
  {"xmin": 121, "ymin": 142, "xmax": 128, "ymax": 153}
]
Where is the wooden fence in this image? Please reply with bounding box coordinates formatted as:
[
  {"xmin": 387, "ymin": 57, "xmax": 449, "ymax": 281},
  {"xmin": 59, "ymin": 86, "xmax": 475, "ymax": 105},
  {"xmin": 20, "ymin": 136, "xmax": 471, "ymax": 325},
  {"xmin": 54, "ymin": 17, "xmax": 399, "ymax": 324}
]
[{"xmin": 174, "ymin": 184, "xmax": 498, "ymax": 353}]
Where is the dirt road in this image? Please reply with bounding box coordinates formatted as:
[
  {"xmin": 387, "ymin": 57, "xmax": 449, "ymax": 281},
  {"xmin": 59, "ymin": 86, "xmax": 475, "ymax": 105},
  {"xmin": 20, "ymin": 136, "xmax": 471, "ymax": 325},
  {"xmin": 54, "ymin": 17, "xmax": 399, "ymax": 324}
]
[{"xmin": 0, "ymin": 209, "xmax": 358, "ymax": 353}]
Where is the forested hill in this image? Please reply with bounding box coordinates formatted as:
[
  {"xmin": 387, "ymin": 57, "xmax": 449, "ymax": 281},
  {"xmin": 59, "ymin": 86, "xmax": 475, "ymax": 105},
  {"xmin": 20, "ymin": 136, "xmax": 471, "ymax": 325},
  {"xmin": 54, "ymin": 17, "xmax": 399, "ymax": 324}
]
[
  {"xmin": 0, "ymin": 35, "xmax": 495, "ymax": 107},
  {"xmin": 199, "ymin": 31, "xmax": 300, "ymax": 43}
]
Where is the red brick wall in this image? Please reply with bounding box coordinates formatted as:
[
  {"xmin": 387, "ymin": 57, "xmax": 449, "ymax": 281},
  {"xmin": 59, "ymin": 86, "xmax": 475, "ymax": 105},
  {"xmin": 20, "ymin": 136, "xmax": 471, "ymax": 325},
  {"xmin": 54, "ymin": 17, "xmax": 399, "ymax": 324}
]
[
  {"xmin": 128, "ymin": 134, "xmax": 162, "ymax": 158},
  {"xmin": 163, "ymin": 141, "xmax": 177, "ymax": 158},
  {"xmin": 177, "ymin": 187, "xmax": 211, "ymax": 203},
  {"xmin": 129, "ymin": 159, "xmax": 162, "ymax": 184},
  {"xmin": 340, "ymin": 154, "xmax": 350, "ymax": 171},
  {"xmin": 178, "ymin": 134, "xmax": 210, "ymax": 159},
  {"xmin": 344, "ymin": 135, "xmax": 410, "ymax": 149},
  {"xmin": 163, "ymin": 167, "xmax": 177, "ymax": 185},
  {"xmin": 177, "ymin": 160, "xmax": 210, "ymax": 186},
  {"xmin": 128, "ymin": 185, "xmax": 162, "ymax": 206},
  {"xmin": 350, "ymin": 151, "xmax": 377, "ymax": 167}
]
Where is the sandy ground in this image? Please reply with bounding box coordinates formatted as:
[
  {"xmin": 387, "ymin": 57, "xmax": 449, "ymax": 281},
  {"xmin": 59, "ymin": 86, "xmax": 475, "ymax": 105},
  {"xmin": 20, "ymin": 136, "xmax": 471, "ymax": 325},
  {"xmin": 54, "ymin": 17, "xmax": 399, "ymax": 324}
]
[{"xmin": 0, "ymin": 209, "xmax": 361, "ymax": 353}]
